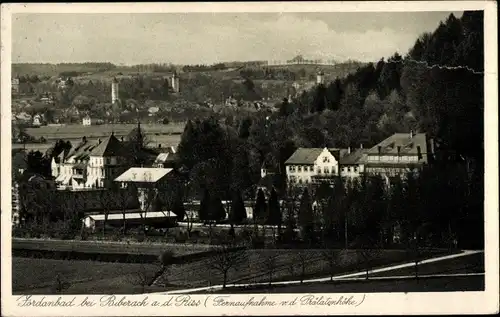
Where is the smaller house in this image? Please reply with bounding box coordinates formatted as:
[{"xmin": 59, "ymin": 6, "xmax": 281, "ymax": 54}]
[
  {"xmin": 153, "ymin": 149, "xmax": 178, "ymax": 169},
  {"xmin": 82, "ymin": 115, "xmax": 92, "ymax": 126},
  {"xmin": 82, "ymin": 115, "xmax": 103, "ymax": 126},
  {"xmin": 258, "ymin": 158, "xmax": 282, "ymax": 195},
  {"xmin": 40, "ymin": 94, "xmax": 54, "ymax": 104},
  {"xmin": 32, "ymin": 114, "xmax": 43, "ymax": 126},
  {"xmin": 114, "ymin": 167, "xmax": 177, "ymax": 212},
  {"xmin": 12, "ymin": 78, "xmax": 20, "ymax": 94}
]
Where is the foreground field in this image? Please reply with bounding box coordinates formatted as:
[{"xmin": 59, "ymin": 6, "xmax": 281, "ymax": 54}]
[
  {"xmin": 12, "ymin": 257, "xmax": 161, "ymax": 294},
  {"xmin": 13, "ymin": 238, "xmax": 211, "ymax": 257},
  {"xmin": 156, "ymin": 249, "xmax": 447, "ymax": 289},
  {"xmin": 12, "ymin": 248, "xmax": 455, "ymax": 295}
]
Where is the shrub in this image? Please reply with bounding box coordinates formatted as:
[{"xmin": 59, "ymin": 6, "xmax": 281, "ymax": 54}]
[
  {"xmin": 136, "ymin": 233, "xmax": 146, "ymax": 243},
  {"xmin": 159, "ymin": 250, "xmax": 176, "ymax": 266},
  {"xmin": 174, "ymin": 231, "xmax": 187, "ymax": 243}
]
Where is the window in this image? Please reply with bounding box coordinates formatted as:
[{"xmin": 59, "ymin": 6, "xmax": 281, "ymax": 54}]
[
  {"xmin": 309, "ymin": 166, "xmax": 313, "ymax": 172},
  {"xmin": 354, "ymin": 167, "xmax": 358, "ymax": 172},
  {"xmin": 348, "ymin": 167, "xmax": 351, "ymax": 172},
  {"xmin": 323, "ymin": 156, "xmax": 329, "ymax": 163},
  {"xmin": 324, "ymin": 167, "xmax": 329, "ymax": 174},
  {"xmin": 317, "ymin": 168, "xmax": 322, "ymax": 174},
  {"xmin": 298, "ymin": 166, "xmax": 302, "ymax": 172}
]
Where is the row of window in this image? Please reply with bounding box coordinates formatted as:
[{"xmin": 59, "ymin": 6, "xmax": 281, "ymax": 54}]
[
  {"xmin": 288, "ymin": 176, "xmax": 309, "ymax": 185},
  {"xmin": 368, "ymin": 155, "xmax": 419, "ymax": 162},
  {"xmin": 288, "ymin": 165, "xmax": 314, "ymax": 172},
  {"xmin": 288, "ymin": 165, "xmax": 358, "ymax": 174},
  {"xmin": 342, "ymin": 166, "xmax": 359, "ymax": 173}
]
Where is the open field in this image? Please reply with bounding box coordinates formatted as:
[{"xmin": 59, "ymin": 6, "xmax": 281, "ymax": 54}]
[
  {"xmin": 12, "ymin": 257, "xmax": 162, "ymax": 294},
  {"xmin": 13, "ymin": 238, "xmax": 212, "ymax": 257},
  {"xmin": 12, "ymin": 247, "xmax": 454, "ymax": 294},
  {"xmin": 156, "ymin": 249, "xmax": 449, "ymax": 289},
  {"xmin": 25, "ymin": 123, "xmax": 185, "ymax": 140}
]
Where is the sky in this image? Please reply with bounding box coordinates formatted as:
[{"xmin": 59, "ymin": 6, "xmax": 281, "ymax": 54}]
[{"xmin": 12, "ymin": 12, "xmax": 463, "ymax": 65}]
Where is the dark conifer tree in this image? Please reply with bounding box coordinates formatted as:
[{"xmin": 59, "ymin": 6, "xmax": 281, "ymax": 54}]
[
  {"xmin": 230, "ymin": 189, "xmax": 247, "ymax": 225},
  {"xmin": 298, "ymin": 187, "xmax": 314, "ymax": 244}
]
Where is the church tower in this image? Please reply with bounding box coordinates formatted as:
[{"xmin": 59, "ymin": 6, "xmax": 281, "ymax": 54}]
[
  {"xmin": 111, "ymin": 77, "xmax": 119, "ymax": 104},
  {"xmin": 316, "ymin": 70, "xmax": 324, "ymax": 85},
  {"xmin": 171, "ymin": 72, "xmax": 180, "ymax": 93}
]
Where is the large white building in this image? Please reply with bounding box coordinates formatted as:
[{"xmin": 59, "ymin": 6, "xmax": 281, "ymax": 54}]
[
  {"xmin": 284, "ymin": 147, "xmax": 350, "ymax": 186},
  {"xmin": 51, "ymin": 134, "xmax": 127, "ymax": 190},
  {"xmin": 282, "ymin": 132, "xmax": 432, "ymax": 187}
]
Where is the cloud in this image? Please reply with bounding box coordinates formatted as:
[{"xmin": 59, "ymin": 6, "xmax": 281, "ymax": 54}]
[{"xmin": 12, "ymin": 12, "xmax": 454, "ymax": 64}]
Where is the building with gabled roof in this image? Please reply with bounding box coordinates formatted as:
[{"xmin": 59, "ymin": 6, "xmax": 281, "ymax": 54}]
[
  {"xmin": 51, "ymin": 133, "xmax": 128, "ymax": 190},
  {"xmin": 115, "ymin": 167, "xmax": 177, "ymax": 212},
  {"xmin": 285, "ymin": 147, "xmax": 349, "ymax": 186},
  {"xmin": 339, "ymin": 147, "xmax": 369, "ymax": 178},
  {"xmin": 364, "ymin": 131, "xmax": 430, "ymax": 178},
  {"xmin": 115, "ymin": 167, "xmax": 174, "ymax": 184}
]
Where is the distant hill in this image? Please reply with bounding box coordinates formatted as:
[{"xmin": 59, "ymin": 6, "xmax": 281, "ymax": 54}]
[{"xmin": 12, "ymin": 63, "xmax": 117, "ymax": 78}]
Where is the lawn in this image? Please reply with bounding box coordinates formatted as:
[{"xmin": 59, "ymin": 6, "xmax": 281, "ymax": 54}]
[
  {"xmin": 155, "ymin": 249, "xmax": 449, "ymax": 289},
  {"xmin": 13, "ymin": 238, "xmax": 213, "ymax": 256},
  {"xmin": 12, "ymin": 257, "xmax": 161, "ymax": 294}
]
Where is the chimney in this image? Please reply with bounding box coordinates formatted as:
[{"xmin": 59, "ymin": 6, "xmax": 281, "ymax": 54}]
[
  {"xmin": 360, "ymin": 144, "xmax": 363, "ymax": 149},
  {"xmin": 378, "ymin": 146, "xmax": 382, "ymax": 154},
  {"xmin": 82, "ymin": 136, "xmax": 87, "ymax": 143},
  {"xmin": 417, "ymin": 146, "xmax": 422, "ymax": 160},
  {"xmin": 397, "ymin": 146, "xmax": 401, "ymax": 155},
  {"xmin": 410, "ymin": 130, "xmax": 414, "ymax": 139},
  {"xmin": 120, "ymin": 136, "xmax": 124, "ymax": 142},
  {"xmin": 98, "ymin": 138, "xmax": 102, "ymax": 144},
  {"xmin": 158, "ymin": 144, "xmax": 162, "ymax": 148},
  {"xmin": 347, "ymin": 147, "xmax": 351, "ymax": 154}
]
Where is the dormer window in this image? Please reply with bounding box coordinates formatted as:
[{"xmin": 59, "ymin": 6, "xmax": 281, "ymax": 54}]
[{"xmin": 323, "ymin": 156, "xmax": 329, "ymax": 163}]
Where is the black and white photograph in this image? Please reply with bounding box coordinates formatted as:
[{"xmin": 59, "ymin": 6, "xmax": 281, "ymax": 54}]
[{"xmin": 1, "ymin": 2, "xmax": 498, "ymax": 316}]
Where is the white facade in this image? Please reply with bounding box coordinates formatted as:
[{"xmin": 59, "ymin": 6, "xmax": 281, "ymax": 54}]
[
  {"xmin": 82, "ymin": 116, "xmax": 91, "ymax": 126},
  {"xmin": 366, "ymin": 154, "xmax": 420, "ymax": 163},
  {"xmin": 316, "ymin": 72, "xmax": 324, "ymax": 85},
  {"xmin": 339, "ymin": 164, "xmax": 365, "ymax": 178},
  {"xmin": 286, "ymin": 148, "xmax": 339, "ymax": 185},
  {"xmin": 32, "ymin": 114, "xmax": 42, "ymax": 126}
]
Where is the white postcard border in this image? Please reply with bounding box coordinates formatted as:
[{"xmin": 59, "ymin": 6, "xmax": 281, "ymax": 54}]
[{"xmin": 1, "ymin": 2, "xmax": 498, "ymax": 316}]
